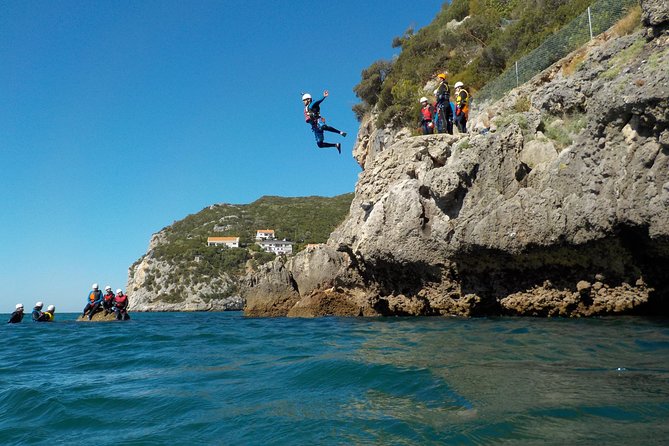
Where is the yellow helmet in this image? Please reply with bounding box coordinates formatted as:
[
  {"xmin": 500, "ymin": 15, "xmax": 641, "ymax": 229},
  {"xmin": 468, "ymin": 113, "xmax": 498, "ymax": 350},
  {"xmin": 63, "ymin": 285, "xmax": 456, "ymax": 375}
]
[{"xmin": 437, "ymin": 73, "xmax": 447, "ymax": 80}]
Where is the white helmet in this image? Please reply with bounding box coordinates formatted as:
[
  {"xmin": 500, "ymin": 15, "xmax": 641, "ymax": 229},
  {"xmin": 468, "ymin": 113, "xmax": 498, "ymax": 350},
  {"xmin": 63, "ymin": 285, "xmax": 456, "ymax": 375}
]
[
  {"xmin": 420, "ymin": 97, "xmax": 429, "ymax": 103},
  {"xmin": 35, "ymin": 302, "xmax": 43, "ymax": 308},
  {"xmin": 105, "ymin": 285, "xmax": 112, "ymax": 291},
  {"xmin": 92, "ymin": 283, "xmax": 99, "ymax": 290},
  {"xmin": 116, "ymin": 289, "xmax": 123, "ymax": 294},
  {"xmin": 16, "ymin": 303, "xmax": 24, "ymax": 310},
  {"xmin": 47, "ymin": 305, "xmax": 55, "ymax": 312},
  {"xmin": 301, "ymin": 93, "xmax": 312, "ymax": 101},
  {"xmin": 454, "ymin": 81, "xmax": 464, "ymax": 89}
]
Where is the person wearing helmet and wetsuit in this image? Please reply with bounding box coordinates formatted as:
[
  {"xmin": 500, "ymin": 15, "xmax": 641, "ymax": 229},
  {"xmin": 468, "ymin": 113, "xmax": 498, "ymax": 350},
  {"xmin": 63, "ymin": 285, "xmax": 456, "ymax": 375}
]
[
  {"xmin": 454, "ymin": 81, "xmax": 470, "ymax": 133},
  {"xmin": 102, "ymin": 286, "xmax": 115, "ymax": 315},
  {"xmin": 32, "ymin": 302, "xmax": 44, "ymax": 322},
  {"xmin": 113, "ymin": 289, "xmax": 130, "ymax": 321},
  {"xmin": 433, "ymin": 73, "xmax": 453, "ymax": 134},
  {"xmin": 302, "ymin": 90, "xmax": 346, "ymax": 154},
  {"xmin": 82, "ymin": 283, "xmax": 103, "ymax": 320},
  {"xmin": 419, "ymin": 97, "xmax": 436, "ymax": 135},
  {"xmin": 7, "ymin": 304, "xmax": 24, "ymax": 323},
  {"xmin": 37, "ymin": 305, "xmax": 55, "ymax": 322}
]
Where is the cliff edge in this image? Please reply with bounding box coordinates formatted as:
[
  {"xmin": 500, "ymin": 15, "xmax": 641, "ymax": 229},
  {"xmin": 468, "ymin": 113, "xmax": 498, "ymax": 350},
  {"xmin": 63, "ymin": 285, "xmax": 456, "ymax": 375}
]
[{"xmin": 244, "ymin": 2, "xmax": 669, "ymax": 317}]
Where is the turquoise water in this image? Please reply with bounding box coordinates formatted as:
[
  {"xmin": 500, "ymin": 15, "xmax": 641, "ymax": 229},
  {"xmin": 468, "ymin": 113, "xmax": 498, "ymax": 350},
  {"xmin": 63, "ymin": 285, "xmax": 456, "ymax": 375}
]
[{"xmin": 2, "ymin": 313, "xmax": 668, "ymax": 445}]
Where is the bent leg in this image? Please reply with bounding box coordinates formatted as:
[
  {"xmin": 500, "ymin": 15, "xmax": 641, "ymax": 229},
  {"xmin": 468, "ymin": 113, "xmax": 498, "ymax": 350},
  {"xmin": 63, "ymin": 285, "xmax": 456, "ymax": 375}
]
[
  {"xmin": 321, "ymin": 124, "xmax": 342, "ymax": 134},
  {"xmin": 317, "ymin": 141, "xmax": 339, "ymax": 148}
]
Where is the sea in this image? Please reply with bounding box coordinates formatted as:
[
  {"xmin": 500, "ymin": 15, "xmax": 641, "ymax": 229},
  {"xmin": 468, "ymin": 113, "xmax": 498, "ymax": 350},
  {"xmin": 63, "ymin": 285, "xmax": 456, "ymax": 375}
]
[{"xmin": 1, "ymin": 312, "xmax": 668, "ymax": 445}]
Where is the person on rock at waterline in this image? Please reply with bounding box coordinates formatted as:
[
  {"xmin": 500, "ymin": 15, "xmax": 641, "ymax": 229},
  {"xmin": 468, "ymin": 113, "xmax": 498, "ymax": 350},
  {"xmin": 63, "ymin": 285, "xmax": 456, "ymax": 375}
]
[
  {"xmin": 37, "ymin": 305, "xmax": 55, "ymax": 322},
  {"xmin": 7, "ymin": 304, "xmax": 24, "ymax": 323},
  {"xmin": 32, "ymin": 301, "xmax": 44, "ymax": 322},
  {"xmin": 82, "ymin": 283, "xmax": 103, "ymax": 320},
  {"xmin": 113, "ymin": 289, "xmax": 130, "ymax": 321},
  {"xmin": 302, "ymin": 90, "xmax": 346, "ymax": 154},
  {"xmin": 102, "ymin": 285, "xmax": 115, "ymax": 315}
]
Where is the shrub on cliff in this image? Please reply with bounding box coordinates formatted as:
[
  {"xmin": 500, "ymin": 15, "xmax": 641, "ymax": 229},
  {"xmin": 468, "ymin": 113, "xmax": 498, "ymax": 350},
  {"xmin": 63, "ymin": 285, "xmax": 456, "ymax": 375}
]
[{"xmin": 353, "ymin": 0, "xmax": 594, "ymax": 128}]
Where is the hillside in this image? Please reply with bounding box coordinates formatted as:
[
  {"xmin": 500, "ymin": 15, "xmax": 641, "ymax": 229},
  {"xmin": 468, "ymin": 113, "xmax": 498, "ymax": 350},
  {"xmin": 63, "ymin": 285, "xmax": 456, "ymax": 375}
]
[
  {"xmin": 127, "ymin": 194, "xmax": 353, "ymax": 311},
  {"xmin": 353, "ymin": 0, "xmax": 633, "ymax": 128}
]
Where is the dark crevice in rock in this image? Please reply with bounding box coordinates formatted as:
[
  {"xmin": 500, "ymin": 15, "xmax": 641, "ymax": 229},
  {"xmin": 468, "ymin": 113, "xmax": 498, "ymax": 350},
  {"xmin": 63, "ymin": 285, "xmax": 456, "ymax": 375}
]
[
  {"xmin": 288, "ymin": 273, "xmax": 300, "ymax": 295},
  {"xmin": 364, "ymin": 257, "xmax": 442, "ymax": 299},
  {"xmin": 452, "ymin": 226, "xmax": 669, "ymax": 315}
]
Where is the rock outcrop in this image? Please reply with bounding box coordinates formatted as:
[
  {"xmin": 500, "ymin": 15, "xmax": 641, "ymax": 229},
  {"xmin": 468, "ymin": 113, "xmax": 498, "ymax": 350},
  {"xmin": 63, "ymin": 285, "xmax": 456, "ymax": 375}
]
[
  {"xmin": 76, "ymin": 311, "xmax": 129, "ymax": 322},
  {"xmin": 127, "ymin": 230, "xmax": 244, "ymax": 312},
  {"xmin": 244, "ymin": 6, "xmax": 669, "ymax": 317}
]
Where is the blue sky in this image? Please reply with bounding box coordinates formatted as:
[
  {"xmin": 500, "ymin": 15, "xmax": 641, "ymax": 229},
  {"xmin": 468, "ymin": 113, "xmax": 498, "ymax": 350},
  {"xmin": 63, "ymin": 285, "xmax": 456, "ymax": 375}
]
[{"xmin": 1, "ymin": 0, "xmax": 443, "ymax": 312}]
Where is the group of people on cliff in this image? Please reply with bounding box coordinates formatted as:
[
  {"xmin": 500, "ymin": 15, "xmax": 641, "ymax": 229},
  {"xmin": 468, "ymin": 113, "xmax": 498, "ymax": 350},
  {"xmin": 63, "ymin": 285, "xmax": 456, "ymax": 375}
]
[
  {"xmin": 419, "ymin": 73, "xmax": 470, "ymax": 135},
  {"xmin": 7, "ymin": 302, "xmax": 56, "ymax": 323},
  {"xmin": 82, "ymin": 283, "xmax": 129, "ymax": 321}
]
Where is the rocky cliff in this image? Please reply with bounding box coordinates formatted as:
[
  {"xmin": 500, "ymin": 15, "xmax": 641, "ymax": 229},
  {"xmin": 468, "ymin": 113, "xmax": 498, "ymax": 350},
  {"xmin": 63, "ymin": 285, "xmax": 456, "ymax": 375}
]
[
  {"xmin": 126, "ymin": 195, "xmax": 353, "ymax": 311},
  {"xmin": 244, "ymin": 2, "xmax": 669, "ymax": 317},
  {"xmin": 128, "ymin": 231, "xmax": 244, "ymax": 312}
]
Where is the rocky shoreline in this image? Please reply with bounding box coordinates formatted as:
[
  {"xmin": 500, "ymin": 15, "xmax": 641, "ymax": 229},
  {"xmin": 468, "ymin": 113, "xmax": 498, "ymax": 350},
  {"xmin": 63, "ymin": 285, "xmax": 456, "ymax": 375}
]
[{"xmin": 243, "ymin": 1, "xmax": 669, "ymax": 318}]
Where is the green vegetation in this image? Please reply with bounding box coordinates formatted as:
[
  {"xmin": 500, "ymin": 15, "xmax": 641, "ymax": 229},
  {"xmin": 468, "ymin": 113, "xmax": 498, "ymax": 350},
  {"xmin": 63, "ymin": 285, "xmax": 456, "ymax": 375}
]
[
  {"xmin": 353, "ymin": 0, "xmax": 599, "ymax": 128},
  {"xmin": 540, "ymin": 113, "xmax": 587, "ymax": 149},
  {"xmin": 139, "ymin": 194, "xmax": 354, "ymax": 288}
]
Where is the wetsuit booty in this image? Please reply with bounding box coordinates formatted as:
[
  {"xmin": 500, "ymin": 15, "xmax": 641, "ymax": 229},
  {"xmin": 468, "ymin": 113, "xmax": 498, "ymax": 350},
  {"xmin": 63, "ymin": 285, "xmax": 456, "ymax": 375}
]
[
  {"xmin": 336, "ymin": 143, "xmax": 341, "ymax": 154},
  {"xmin": 340, "ymin": 131, "xmax": 347, "ymax": 137}
]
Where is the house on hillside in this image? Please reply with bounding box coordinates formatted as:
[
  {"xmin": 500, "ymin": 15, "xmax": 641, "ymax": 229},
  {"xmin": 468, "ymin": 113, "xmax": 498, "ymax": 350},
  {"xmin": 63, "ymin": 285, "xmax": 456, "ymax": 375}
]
[
  {"xmin": 256, "ymin": 239, "xmax": 293, "ymax": 255},
  {"xmin": 255, "ymin": 229, "xmax": 275, "ymax": 240},
  {"xmin": 207, "ymin": 236, "xmax": 240, "ymax": 248}
]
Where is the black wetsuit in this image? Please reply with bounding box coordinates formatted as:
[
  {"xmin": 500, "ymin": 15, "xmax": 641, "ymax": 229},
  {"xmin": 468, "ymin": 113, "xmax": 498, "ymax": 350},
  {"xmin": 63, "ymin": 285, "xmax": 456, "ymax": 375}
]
[{"xmin": 7, "ymin": 311, "xmax": 23, "ymax": 324}]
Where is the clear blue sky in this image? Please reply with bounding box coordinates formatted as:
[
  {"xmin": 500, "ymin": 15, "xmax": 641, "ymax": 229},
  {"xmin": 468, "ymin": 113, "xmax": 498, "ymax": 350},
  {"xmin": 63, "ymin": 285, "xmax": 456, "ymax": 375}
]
[{"xmin": 1, "ymin": 0, "xmax": 443, "ymax": 312}]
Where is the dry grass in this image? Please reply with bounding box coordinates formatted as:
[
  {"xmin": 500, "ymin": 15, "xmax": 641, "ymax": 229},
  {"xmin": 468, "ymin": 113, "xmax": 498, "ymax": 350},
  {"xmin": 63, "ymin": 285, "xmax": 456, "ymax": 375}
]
[
  {"xmin": 562, "ymin": 48, "xmax": 588, "ymax": 77},
  {"xmin": 612, "ymin": 5, "xmax": 642, "ymax": 37}
]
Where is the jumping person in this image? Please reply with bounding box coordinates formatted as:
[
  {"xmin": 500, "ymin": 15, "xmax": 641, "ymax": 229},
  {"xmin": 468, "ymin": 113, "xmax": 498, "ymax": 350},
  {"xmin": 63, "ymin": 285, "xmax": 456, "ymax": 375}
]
[
  {"xmin": 82, "ymin": 283, "xmax": 103, "ymax": 320},
  {"xmin": 454, "ymin": 81, "xmax": 470, "ymax": 133},
  {"xmin": 32, "ymin": 302, "xmax": 44, "ymax": 322},
  {"xmin": 433, "ymin": 73, "xmax": 453, "ymax": 134},
  {"xmin": 7, "ymin": 304, "xmax": 24, "ymax": 323},
  {"xmin": 419, "ymin": 97, "xmax": 435, "ymax": 135},
  {"xmin": 302, "ymin": 90, "xmax": 346, "ymax": 154}
]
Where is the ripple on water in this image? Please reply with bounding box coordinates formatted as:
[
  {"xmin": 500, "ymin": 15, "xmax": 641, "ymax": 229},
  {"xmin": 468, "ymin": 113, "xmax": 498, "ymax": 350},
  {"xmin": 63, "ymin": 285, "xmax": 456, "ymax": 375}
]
[{"xmin": 1, "ymin": 313, "xmax": 668, "ymax": 445}]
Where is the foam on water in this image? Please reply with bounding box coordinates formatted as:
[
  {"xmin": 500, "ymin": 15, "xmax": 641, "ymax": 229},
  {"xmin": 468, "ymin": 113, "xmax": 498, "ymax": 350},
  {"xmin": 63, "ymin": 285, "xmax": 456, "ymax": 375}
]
[{"xmin": 1, "ymin": 313, "xmax": 668, "ymax": 445}]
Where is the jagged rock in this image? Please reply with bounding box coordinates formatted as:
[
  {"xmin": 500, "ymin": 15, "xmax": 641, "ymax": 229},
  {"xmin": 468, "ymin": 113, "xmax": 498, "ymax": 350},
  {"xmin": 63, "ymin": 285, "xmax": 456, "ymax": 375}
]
[
  {"xmin": 641, "ymin": 0, "xmax": 669, "ymax": 27},
  {"xmin": 243, "ymin": 6, "xmax": 669, "ymax": 318},
  {"xmin": 76, "ymin": 311, "xmax": 129, "ymax": 322}
]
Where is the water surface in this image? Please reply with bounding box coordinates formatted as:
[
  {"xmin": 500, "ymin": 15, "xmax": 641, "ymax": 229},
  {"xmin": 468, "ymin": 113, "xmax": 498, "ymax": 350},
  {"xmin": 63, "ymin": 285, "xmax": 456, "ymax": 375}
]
[{"xmin": 2, "ymin": 313, "xmax": 668, "ymax": 445}]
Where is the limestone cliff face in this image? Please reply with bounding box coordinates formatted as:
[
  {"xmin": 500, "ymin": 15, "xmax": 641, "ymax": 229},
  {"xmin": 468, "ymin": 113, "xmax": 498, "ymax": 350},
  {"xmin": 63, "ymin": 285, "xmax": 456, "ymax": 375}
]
[
  {"xmin": 244, "ymin": 4, "xmax": 669, "ymax": 317},
  {"xmin": 127, "ymin": 230, "xmax": 244, "ymax": 312}
]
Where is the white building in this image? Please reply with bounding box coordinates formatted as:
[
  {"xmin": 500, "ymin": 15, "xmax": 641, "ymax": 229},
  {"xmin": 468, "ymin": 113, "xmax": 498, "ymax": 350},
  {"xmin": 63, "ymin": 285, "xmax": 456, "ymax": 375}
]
[
  {"xmin": 255, "ymin": 229, "xmax": 275, "ymax": 240},
  {"xmin": 256, "ymin": 239, "xmax": 293, "ymax": 255},
  {"xmin": 207, "ymin": 236, "xmax": 240, "ymax": 248}
]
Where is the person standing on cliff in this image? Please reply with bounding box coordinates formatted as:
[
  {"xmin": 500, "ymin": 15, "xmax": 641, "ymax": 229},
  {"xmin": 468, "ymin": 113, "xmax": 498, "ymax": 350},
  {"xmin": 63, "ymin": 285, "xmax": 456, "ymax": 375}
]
[
  {"xmin": 302, "ymin": 90, "xmax": 346, "ymax": 154},
  {"xmin": 419, "ymin": 97, "xmax": 435, "ymax": 135},
  {"xmin": 454, "ymin": 81, "xmax": 470, "ymax": 133},
  {"xmin": 7, "ymin": 304, "xmax": 24, "ymax": 323},
  {"xmin": 82, "ymin": 283, "xmax": 103, "ymax": 320},
  {"xmin": 433, "ymin": 73, "xmax": 453, "ymax": 134}
]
